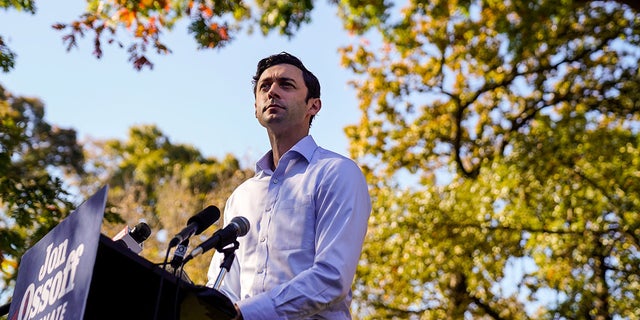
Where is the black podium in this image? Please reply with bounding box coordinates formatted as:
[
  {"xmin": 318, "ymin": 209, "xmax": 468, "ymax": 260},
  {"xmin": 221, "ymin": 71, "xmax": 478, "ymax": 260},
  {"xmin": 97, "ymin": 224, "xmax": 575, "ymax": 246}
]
[{"xmin": 84, "ymin": 234, "xmax": 236, "ymax": 320}]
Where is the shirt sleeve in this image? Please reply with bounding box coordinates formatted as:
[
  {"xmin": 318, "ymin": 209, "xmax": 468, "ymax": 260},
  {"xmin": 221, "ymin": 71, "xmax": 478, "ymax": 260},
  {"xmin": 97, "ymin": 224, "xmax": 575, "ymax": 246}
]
[{"xmin": 237, "ymin": 159, "xmax": 372, "ymax": 319}]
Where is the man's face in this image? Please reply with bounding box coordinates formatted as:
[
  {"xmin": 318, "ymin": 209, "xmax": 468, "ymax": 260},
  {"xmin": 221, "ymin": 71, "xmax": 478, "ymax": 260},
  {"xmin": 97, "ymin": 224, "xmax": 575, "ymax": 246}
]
[{"xmin": 254, "ymin": 63, "xmax": 320, "ymax": 131}]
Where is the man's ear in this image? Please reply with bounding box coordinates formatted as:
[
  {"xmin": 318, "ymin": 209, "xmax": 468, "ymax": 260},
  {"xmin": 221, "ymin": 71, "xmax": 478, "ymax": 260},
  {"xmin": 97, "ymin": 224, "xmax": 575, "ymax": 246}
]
[{"xmin": 309, "ymin": 98, "xmax": 321, "ymax": 115}]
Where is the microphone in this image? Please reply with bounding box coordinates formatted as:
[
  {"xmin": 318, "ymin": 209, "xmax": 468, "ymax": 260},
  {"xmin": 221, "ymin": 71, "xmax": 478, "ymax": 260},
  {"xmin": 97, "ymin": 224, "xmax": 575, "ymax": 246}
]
[
  {"xmin": 170, "ymin": 239, "xmax": 189, "ymax": 269},
  {"xmin": 113, "ymin": 221, "xmax": 152, "ymax": 254},
  {"xmin": 169, "ymin": 205, "xmax": 220, "ymax": 248},
  {"xmin": 183, "ymin": 216, "xmax": 250, "ymax": 263},
  {"xmin": 130, "ymin": 222, "xmax": 152, "ymax": 243}
]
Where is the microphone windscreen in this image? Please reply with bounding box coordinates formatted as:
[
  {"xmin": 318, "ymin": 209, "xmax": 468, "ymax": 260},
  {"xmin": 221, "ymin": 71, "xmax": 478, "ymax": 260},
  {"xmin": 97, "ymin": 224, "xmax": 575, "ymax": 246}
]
[
  {"xmin": 187, "ymin": 205, "xmax": 221, "ymax": 235},
  {"xmin": 130, "ymin": 222, "xmax": 151, "ymax": 243},
  {"xmin": 233, "ymin": 216, "xmax": 250, "ymax": 237}
]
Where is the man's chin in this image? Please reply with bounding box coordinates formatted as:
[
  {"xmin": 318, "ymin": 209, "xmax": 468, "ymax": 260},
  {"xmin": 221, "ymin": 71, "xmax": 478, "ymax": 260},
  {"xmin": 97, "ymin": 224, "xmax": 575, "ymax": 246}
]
[{"xmin": 259, "ymin": 115, "xmax": 284, "ymax": 125}]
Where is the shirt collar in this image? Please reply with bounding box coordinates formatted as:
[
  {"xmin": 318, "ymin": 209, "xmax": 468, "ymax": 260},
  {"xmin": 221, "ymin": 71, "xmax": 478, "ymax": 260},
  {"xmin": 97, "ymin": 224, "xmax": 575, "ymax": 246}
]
[{"xmin": 255, "ymin": 135, "xmax": 317, "ymax": 173}]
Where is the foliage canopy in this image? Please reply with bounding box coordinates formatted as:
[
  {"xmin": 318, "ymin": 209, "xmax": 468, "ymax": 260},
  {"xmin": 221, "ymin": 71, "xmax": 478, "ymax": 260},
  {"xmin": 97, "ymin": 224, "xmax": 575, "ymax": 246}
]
[
  {"xmin": 80, "ymin": 124, "xmax": 254, "ymax": 284},
  {"xmin": 0, "ymin": 85, "xmax": 84, "ymax": 292},
  {"xmin": 340, "ymin": 0, "xmax": 640, "ymax": 318}
]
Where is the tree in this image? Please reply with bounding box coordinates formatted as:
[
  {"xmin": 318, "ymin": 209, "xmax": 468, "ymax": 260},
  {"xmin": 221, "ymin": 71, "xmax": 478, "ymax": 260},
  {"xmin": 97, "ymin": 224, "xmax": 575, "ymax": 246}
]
[
  {"xmin": 80, "ymin": 124, "xmax": 253, "ymax": 284},
  {"xmin": 341, "ymin": 0, "xmax": 639, "ymax": 319},
  {"xmin": 0, "ymin": 84, "xmax": 84, "ymax": 298},
  {"xmin": 2, "ymin": 0, "xmax": 639, "ymax": 72},
  {"xmin": 3, "ymin": 1, "xmax": 637, "ymax": 72},
  {"xmin": 1, "ymin": 0, "xmax": 313, "ymax": 71},
  {"xmin": 50, "ymin": 0, "xmax": 316, "ymax": 70}
]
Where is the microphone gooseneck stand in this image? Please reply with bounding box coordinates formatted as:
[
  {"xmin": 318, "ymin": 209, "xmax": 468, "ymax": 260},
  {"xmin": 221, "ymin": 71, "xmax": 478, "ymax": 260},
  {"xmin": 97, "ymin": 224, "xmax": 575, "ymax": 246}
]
[{"xmin": 212, "ymin": 240, "xmax": 240, "ymax": 290}]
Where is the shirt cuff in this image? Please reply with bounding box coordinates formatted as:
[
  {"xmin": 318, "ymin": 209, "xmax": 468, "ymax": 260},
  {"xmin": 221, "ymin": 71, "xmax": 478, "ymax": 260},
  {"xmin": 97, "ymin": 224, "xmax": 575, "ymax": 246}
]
[{"xmin": 236, "ymin": 294, "xmax": 279, "ymax": 320}]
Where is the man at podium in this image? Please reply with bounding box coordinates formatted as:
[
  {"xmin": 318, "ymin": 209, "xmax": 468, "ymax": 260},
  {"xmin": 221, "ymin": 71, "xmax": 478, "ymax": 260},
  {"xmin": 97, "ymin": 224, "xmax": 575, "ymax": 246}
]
[{"xmin": 206, "ymin": 52, "xmax": 372, "ymax": 319}]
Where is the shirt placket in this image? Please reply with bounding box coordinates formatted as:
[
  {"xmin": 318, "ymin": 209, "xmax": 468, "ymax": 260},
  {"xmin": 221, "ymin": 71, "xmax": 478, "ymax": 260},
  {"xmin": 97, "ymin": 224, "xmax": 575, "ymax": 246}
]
[{"xmin": 251, "ymin": 160, "xmax": 289, "ymax": 295}]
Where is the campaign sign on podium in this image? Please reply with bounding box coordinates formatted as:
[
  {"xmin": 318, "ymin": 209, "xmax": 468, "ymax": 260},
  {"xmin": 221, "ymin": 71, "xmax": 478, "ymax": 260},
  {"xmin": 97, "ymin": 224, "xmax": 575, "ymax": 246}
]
[{"xmin": 8, "ymin": 186, "xmax": 108, "ymax": 320}]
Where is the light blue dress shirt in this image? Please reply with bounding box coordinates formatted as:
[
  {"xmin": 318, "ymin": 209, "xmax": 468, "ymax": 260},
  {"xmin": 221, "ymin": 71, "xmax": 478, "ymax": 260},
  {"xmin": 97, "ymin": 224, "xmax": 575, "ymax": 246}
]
[{"xmin": 207, "ymin": 135, "xmax": 371, "ymax": 319}]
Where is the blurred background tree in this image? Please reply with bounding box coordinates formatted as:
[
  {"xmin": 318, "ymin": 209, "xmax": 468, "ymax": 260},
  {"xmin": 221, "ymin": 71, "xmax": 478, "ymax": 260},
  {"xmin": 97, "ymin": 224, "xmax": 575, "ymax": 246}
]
[
  {"xmin": 341, "ymin": 0, "xmax": 639, "ymax": 319},
  {"xmin": 79, "ymin": 124, "xmax": 253, "ymax": 283},
  {"xmin": 0, "ymin": 85, "xmax": 84, "ymax": 294},
  {"xmin": 0, "ymin": 90, "xmax": 252, "ymax": 298}
]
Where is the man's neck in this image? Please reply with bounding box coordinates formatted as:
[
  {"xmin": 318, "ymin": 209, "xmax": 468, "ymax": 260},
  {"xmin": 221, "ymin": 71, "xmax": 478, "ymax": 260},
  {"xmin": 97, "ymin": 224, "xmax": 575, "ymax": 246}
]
[{"xmin": 268, "ymin": 131, "xmax": 308, "ymax": 170}]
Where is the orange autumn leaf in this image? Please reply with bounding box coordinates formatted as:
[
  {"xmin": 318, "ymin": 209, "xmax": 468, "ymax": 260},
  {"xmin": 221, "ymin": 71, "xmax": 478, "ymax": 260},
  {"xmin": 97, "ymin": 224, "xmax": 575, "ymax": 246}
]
[
  {"xmin": 147, "ymin": 16, "xmax": 158, "ymax": 35},
  {"xmin": 200, "ymin": 5, "xmax": 213, "ymax": 18},
  {"xmin": 218, "ymin": 26, "xmax": 229, "ymax": 40},
  {"xmin": 139, "ymin": 0, "xmax": 153, "ymax": 10},
  {"xmin": 117, "ymin": 8, "xmax": 136, "ymax": 29},
  {"xmin": 147, "ymin": 23, "xmax": 158, "ymax": 35}
]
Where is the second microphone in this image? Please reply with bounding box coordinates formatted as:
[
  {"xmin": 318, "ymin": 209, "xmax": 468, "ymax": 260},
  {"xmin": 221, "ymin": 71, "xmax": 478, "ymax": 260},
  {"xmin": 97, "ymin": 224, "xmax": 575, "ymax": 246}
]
[
  {"xmin": 182, "ymin": 216, "xmax": 250, "ymax": 264},
  {"xmin": 169, "ymin": 205, "xmax": 221, "ymax": 248}
]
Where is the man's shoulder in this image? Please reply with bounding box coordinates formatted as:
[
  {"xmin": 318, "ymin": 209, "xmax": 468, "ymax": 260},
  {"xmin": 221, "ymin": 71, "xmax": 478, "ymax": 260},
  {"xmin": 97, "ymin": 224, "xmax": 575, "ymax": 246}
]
[
  {"xmin": 314, "ymin": 147, "xmax": 358, "ymax": 164},
  {"xmin": 227, "ymin": 173, "xmax": 264, "ymax": 198},
  {"xmin": 314, "ymin": 146, "xmax": 353, "ymax": 162},
  {"xmin": 312, "ymin": 147, "xmax": 365, "ymax": 177}
]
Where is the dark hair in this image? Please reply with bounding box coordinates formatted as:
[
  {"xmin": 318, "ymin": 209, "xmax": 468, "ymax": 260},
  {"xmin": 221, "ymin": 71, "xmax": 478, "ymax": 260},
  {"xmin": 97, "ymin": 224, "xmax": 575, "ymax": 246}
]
[{"xmin": 252, "ymin": 52, "xmax": 321, "ymax": 126}]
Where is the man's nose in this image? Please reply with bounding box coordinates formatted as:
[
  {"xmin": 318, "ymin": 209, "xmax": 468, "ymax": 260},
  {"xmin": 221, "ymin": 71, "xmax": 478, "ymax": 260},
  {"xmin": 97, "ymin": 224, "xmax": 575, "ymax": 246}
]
[{"xmin": 267, "ymin": 84, "xmax": 280, "ymax": 99}]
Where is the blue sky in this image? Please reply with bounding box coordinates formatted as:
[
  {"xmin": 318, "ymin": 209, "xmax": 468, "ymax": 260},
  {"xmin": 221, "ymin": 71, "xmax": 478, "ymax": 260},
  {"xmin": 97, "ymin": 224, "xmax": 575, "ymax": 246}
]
[{"xmin": 1, "ymin": 1, "xmax": 361, "ymax": 167}]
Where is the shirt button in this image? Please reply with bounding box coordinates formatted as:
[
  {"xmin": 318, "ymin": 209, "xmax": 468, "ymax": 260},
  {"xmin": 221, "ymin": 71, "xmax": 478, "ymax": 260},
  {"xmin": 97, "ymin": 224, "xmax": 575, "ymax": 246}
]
[
  {"xmin": 272, "ymin": 178, "xmax": 279, "ymax": 184},
  {"xmin": 257, "ymin": 269, "xmax": 264, "ymax": 274},
  {"xmin": 260, "ymin": 237, "xmax": 266, "ymax": 242}
]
